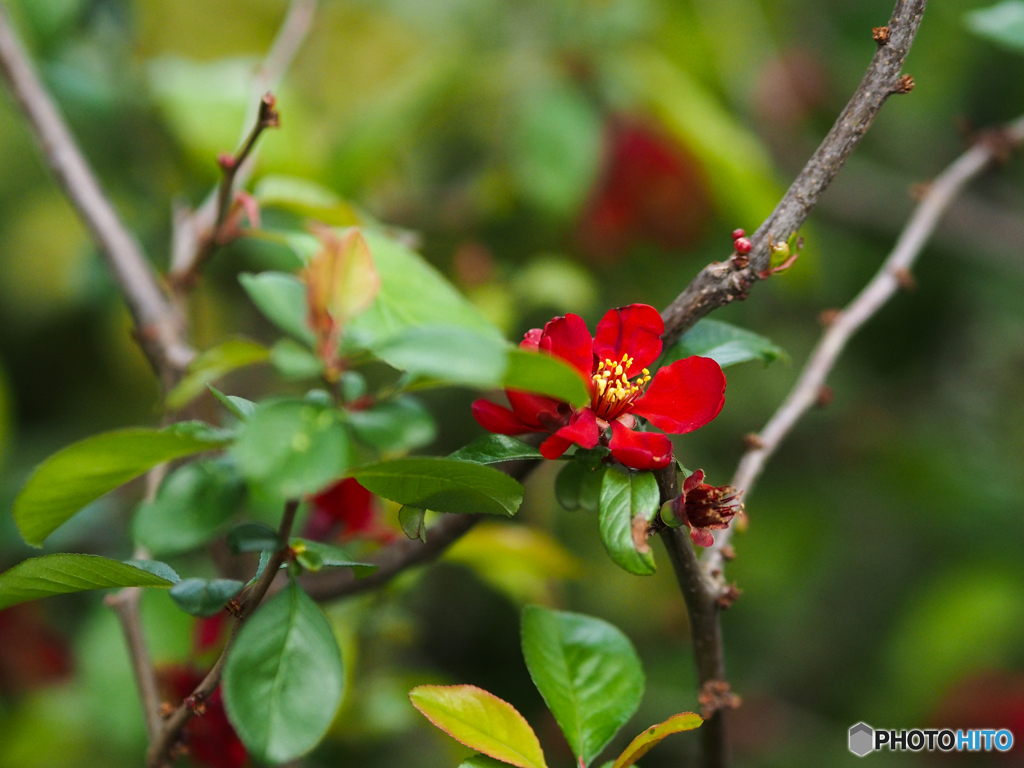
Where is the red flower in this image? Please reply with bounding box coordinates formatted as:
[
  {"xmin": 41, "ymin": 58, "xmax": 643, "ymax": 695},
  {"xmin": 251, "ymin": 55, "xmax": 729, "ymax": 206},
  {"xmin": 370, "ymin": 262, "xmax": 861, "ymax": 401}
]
[
  {"xmin": 671, "ymin": 470, "xmax": 743, "ymax": 547},
  {"xmin": 472, "ymin": 304, "xmax": 726, "ymax": 470},
  {"xmin": 304, "ymin": 478, "xmax": 395, "ymax": 543},
  {"xmin": 159, "ymin": 665, "xmax": 248, "ymax": 768}
]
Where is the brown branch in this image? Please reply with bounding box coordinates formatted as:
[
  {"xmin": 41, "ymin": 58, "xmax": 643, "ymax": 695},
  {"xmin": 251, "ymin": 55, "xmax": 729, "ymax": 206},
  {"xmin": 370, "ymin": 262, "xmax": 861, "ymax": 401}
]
[
  {"xmin": 0, "ymin": 3, "xmax": 192, "ymax": 381},
  {"xmin": 660, "ymin": 0, "xmax": 927, "ymax": 347},
  {"xmin": 106, "ymin": 582, "xmax": 163, "ymax": 742},
  {"xmin": 146, "ymin": 499, "xmax": 300, "ymax": 768}
]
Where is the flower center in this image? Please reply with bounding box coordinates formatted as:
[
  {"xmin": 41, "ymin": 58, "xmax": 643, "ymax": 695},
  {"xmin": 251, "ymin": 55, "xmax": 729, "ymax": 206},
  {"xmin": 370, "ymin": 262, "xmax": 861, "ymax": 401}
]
[{"xmin": 591, "ymin": 354, "xmax": 651, "ymax": 420}]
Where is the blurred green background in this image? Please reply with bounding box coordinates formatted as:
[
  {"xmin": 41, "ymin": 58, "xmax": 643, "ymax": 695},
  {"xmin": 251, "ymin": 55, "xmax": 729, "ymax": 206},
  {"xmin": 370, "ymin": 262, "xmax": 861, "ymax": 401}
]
[{"xmin": 2, "ymin": 0, "xmax": 1024, "ymax": 766}]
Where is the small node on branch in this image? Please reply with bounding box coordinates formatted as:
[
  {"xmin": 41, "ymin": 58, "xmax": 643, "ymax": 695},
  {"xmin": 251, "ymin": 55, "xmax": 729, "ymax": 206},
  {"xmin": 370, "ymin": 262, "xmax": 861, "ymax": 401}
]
[
  {"xmin": 819, "ymin": 308, "xmax": 841, "ymax": 326},
  {"xmin": 258, "ymin": 91, "xmax": 281, "ymax": 128},
  {"xmin": 717, "ymin": 583, "xmax": 742, "ymax": 610},
  {"xmin": 742, "ymin": 432, "xmax": 764, "ymax": 450},
  {"xmin": 216, "ymin": 152, "xmax": 235, "ymax": 171},
  {"xmin": 873, "ymin": 26, "xmax": 891, "ymax": 46},
  {"xmin": 225, "ymin": 598, "xmax": 243, "ymax": 618},
  {"xmin": 910, "ymin": 181, "xmax": 932, "ymax": 201},
  {"xmin": 721, "ymin": 545, "xmax": 736, "ymax": 561},
  {"xmin": 698, "ymin": 680, "xmax": 742, "ymax": 719},
  {"xmin": 184, "ymin": 693, "xmax": 207, "ymax": 715},
  {"xmin": 815, "ymin": 385, "xmax": 834, "ymax": 408},
  {"xmin": 976, "ymin": 126, "xmax": 1021, "ymax": 165},
  {"xmin": 893, "ymin": 267, "xmax": 916, "ymax": 291},
  {"xmin": 159, "ymin": 702, "xmax": 175, "ymax": 718},
  {"xmin": 893, "ymin": 74, "xmax": 915, "ymax": 94}
]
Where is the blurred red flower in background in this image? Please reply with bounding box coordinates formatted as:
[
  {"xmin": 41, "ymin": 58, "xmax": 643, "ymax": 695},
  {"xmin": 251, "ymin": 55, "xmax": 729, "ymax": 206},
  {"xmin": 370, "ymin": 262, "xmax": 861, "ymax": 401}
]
[
  {"xmin": 473, "ymin": 304, "xmax": 725, "ymax": 470},
  {"xmin": 159, "ymin": 665, "xmax": 248, "ymax": 768},
  {"xmin": 0, "ymin": 604, "xmax": 72, "ymax": 695},
  {"xmin": 304, "ymin": 477, "xmax": 395, "ymax": 544}
]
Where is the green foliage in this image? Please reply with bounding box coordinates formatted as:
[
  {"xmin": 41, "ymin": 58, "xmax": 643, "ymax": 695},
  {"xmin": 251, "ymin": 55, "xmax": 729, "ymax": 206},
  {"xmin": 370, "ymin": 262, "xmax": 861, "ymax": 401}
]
[
  {"xmin": 449, "ymin": 434, "xmax": 543, "ymax": 464},
  {"xmin": 663, "ymin": 319, "xmax": 785, "ymax": 368},
  {"xmin": 14, "ymin": 426, "xmax": 230, "ymax": 547},
  {"xmin": 231, "ymin": 399, "xmax": 350, "ymax": 498},
  {"xmin": 224, "ymin": 580, "xmax": 344, "ymax": 764},
  {"xmin": 609, "ymin": 712, "xmax": 703, "ymax": 768},
  {"xmin": 270, "ymin": 338, "xmax": 325, "ymax": 380},
  {"xmin": 239, "ymin": 272, "xmax": 315, "ymax": 346},
  {"xmin": 398, "ymin": 505, "xmax": 428, "ymax": 542},
  {"xmin": 289, "ymin": 538, "xmax": 378, "ymax": 576},
  {"xmin": 0, "ymin": 554, "xmax": 178, "ymax": 610},
  {"xmin": 254, "ymin": 174, "xmax": 361, "ymax": 226},
  {"xmin": 458, "ymin": 757, "xmax": 512, "ymax": 768},
  {"xmin": 351, "ymin": 457, "xmax": 524, "ymax": 517},
  {"xmin": 598, "ymin": 468, "xmax": 660, "ymax": 575},
  {"xmin": 209, "ymin": 386, "xmax": 257, "ymax": 421},
  {"xmin": 502, "ymin": 348, "xmax": 590, "ymax": 407},
  {"xmin": 227, "ymin": 523, "xmax": 281, "ymax": 554},
  {"xmin": 133, "ymin": 458, "xmax": 245, "ymax": 556},
  {"xmin": 408, "ymin": 685, "xmax": 548, "ymax": 768},
  {"xmin": 166, "ymin": 338, "xmax": 270, "ymax": 409},
  {"xmin": 348, "ymin": 396, "xmax": 437, "ymax": 455},
  {"xmin": 169, "ymin": 578, "xmax": 244, "ymax": 617},
  {"xmin": 520, "ymin": 605, "xmax": 646, "ymax": 766},
  {"xmin": 372, "ymin": 325, "xmax": 507, "ymax": 388},
  {"xmin": 965, "ymin": 1, "xmax": 1024, "ymax": 53}
]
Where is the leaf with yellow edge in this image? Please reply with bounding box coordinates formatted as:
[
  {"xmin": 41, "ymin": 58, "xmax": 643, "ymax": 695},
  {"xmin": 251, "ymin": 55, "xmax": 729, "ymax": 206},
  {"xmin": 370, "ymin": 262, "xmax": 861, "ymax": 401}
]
[
  {"xmin": 303, "ymin": 227, "xmax": 380, "ymax": 330},
  {"xmin": 610, "ymin": 713, "xmax": 703, "ymax": 768},
  {"xmin": 409, "ymin": 685, "xmax": 548, "ymax": 768}
]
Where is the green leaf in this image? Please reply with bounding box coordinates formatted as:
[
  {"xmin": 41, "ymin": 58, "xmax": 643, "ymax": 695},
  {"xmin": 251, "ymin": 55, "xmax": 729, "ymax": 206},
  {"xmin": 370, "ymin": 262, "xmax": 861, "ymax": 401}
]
[
  {"xmin": 14, "ymin": 426, "xmax": 230, "ymax": 547},
  {"xmin": 610, "ymin": 712, "xmax": 703, "ymax": 768},
  {"xmin": 270, "ymin": 338, "xmax": 325, "ymax": 381},
  {"xmin": 409, "ymin": 685, "xmax": 548, "ymax": 768},
  {"xmin": 580, "ymin": 465, "xmax": 608, "ymax": 514},
  {"xmin": 227, "ymin": 523, "xmax": 281, "ymax": 554},
  {"xmin": 521, "ymin": 605, "xmax": 645, "ymax": 767},
  {"xmin": 231, "ymin": 399, "xmax": 350, "ymax": 498},
  {"xmin": 663, "ymin": 319, "xmax": 785, "ymax": 368},
  {"xmin": 966, "ymin": 1, "xmax": 1024, "ymax": 53},
  {"xmin": 166, "ymin": 338, "xmax": 270, "ymax": 409},
  {"xmin": 599, "ymin": 468, "xmax": 659, "ymax": 576},
  {"xmin": 348, "ymin": 396, "xmax": 437, "ymax": 454},
  {"xmin": 289, "ymin": 538, "xmax": 378, "ymax": 576},
  {"xmin": 0, "ymin": 554, "xmax": 178, "ymax": 610},
  {"xmin": 239, "ymin": 272, "xmax": 315, "ymax": 346},
  {"xmin": 458, "ymin": 756, "xmax": 514, "ymax": 768},
  {"xmin": 209, "ymin": 386, "xmax": 257, "ymax": 421},
  {"xmin": 224, "ymin": 580, "xmax": 344, "ymax": 763},
  {"xmin": 398, "ymin": 505, "xmax": 428, "ymax": 542},
  {"xmin": 503, "ymin": 349, "xmax": 590, "ymax": 407},
  {"xmin": 169, "ymin": 578, "xmax": 244, "ymax": 617},
  {"xmin": 450, "ymin": 434, "xmax": 543, "ymax": 465},
  {"xmin": 254, "ymin": 175, "xmax": 361, "ymax": 227},
  {"xmin": 346, "ymin": 231, "xmax": 503, "ymax": 349},
  {"xmin": 372, "ymin": 325, "xmax": 508, "ymax": 388},
  {"xmin": 133, "ymin": 459, "xmax": 245, "ymax": 556},
  {"xmin": 555, "ymin": 461, "xmax": 586, "ymax": 511},
  {"xmin": 351, "ymin": 458, "xmax": 524, "ymax": 517}
]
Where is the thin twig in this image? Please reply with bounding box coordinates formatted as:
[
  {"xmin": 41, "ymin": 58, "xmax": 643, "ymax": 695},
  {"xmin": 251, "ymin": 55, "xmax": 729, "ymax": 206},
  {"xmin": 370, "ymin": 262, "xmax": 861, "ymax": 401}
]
[
  {"xmin": 660, "ymin": 0, "xmax": 927, "ymax": 347},
  {"xmin": 697, "ymin": 114, "xmax": 1024, "ymax": 593},
  {"xmin": 169, "ymin": 0, "xmax": 318, "ymax": 279},
  {"xmin": 0, "ymin": 3, "xmax": 192, "ymax": 381},
  {"xmin": 106, "ymin": 581, "xmax": 163, "ymax": 742},
  {"xmin": 147, "ymin": 499, "xmax": 300, "ymax": 768}
]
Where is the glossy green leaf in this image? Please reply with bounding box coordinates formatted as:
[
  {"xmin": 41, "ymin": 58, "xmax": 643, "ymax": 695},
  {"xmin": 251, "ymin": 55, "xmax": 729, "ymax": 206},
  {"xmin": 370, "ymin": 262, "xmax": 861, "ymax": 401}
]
[
  {"xmin": 610, "ymin": 712, "xmax": 703, "ymax": 768},
  {"xmin": 239, "ymin": 272, "xmax": 315, "ymax": 346},
  {"xmin": 224, "ymin": 580, "xmax": 344, "ymax": 763},
  {"xmin": 169, "ymin": 578, "xmax": 244, "ymax": 617},
  {"xmin": 0, "ymin": 554, "xmax": 178, "ymax": 610},
  {"xmin": 289, "ymin": 538, "xmax": 378, "ymax": 576},
  {"xmin": 580, "ymin": 465, "xmax": 608, "ymax": 514},
  {"xmin": 270, "ymin": 338, "xmax": 325, "ymax": 380},
  {"xmin": 231, "ymin": 399, "xmax": 350, "ymax": 498},
  {"xmin": 348, "ymin": 396, "xmax": 437, "ymax": 454},
  {"xmin": 166, "ymin": 338, "xmax": 270, "ymax": 409},
  {"xmin": 133, "ymin": 458, "xmax": 245, "ymax": 556},
  {"xmin": 124, "ymin": 559, "xmax": 182, "ymax": 583},
  {"xmin": 398, "ymin": 505, "xmax": 427, "ymax": 542},
  {"xmin": 966, "ymin": 1, "xmax": 1024, "ymax": 53},
  {"xmin": 521, "ymin": 605, "xmax": 645, "ymax": 766},
  {"xmin": 227, "ymin": 523, "xmax": 281, "ymax": 554},
  {"xmin": 599, "ymin": 468, "xmax": 659, "ymax": 576},
  {"xmin": 14, "ymin": 426, "xmax": 230, "ymax": 547},
  {"xmin": 450, "ymin": 434, "xmax": 543, "ymax": 465},
  {"xmin": 372, "ymin": 325, "xmax": 507, "ymax": 388},
  {"xmin": 555, "ymin": 461, "xmax": 586, "ymax": 511},
  {"xmin": 503, "ymin": 349, "xmax": 590, "ymax": 407},
  {"xmin": 209, "ymin": 386, "xmax": 257, "ymax": 421},
  {"xmin": 458, "ymin": 756, "xmax": 513, "ymax": 768},
  {"xmin": 663, "ymin": 319, "xmax": 785, "ymax": 368},
  {"xmin": 409, "ymin": 685, "xmax": 548, "ymax": 768},
  {"xmin": 351, "ymin": 458, "xmax": 523, "ymax": 517},
  {"xmin": 345, "ymin": 231, "xmax": 503, "ymax": 349},
  {"xmin": 254, "ymin": 174, "xmax": 361, "ymax": 227}
]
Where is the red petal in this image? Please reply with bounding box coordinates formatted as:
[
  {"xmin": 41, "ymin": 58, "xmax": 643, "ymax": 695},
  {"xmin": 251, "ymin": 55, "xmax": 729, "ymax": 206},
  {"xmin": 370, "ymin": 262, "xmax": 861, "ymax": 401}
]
[
  {"xmin": 682, "ymin": 469, "xmax": 705, "ymax": 494},
  {"xmin": 632, "ymin": 356, "xmax": 725, "ymax": 434},
  {"xmin": 539, "ymin": 313, "xmax": 594, "ymax": 381},
  {"xmin": 472, "ymin": 399, "xmax": 536, "ymax": 434},
  {"xmin": 689, "ymin": 528, "xmax": 715, "ymax": 547},
  {"xmin": 310, "ymin": 478, "xmax": 376, "ymax": 536},
  {"xmin": 609, "ymin": 421, "xmax": 673, "ymax": 470},
  {"xmin": 540, "ymin": 408, "xmax": 600, "ymax": 459},
  {"xmin": 506, "ymin": 390, "xmax": 567, "ymax": 429},
  {"xmin": 521, "ymin": 328, "xmax": 543, "ymax": 350},
  {"xmin": 593, "ymin": 304, "xmax": 663, "ymax": 376}
]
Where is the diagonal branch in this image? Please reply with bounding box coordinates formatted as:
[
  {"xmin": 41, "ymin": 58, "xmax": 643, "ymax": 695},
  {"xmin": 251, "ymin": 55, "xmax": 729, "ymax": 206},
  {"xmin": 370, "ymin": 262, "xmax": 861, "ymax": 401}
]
[{"xmin": 0, "ymin": 3, "xmax": 192, "ymax": 381}]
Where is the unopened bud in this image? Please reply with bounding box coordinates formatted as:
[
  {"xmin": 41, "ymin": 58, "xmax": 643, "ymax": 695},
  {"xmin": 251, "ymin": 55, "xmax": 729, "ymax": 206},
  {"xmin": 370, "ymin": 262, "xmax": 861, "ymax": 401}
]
[
  {"xmin": 770, "ymin": 241, "xmax": 791, "ymax": 261},
  {"xmin": 734, "ymin": 237, "xmax": 752, "ymax": 255},
  {"xmin": 216, "ymin": 152, "xmax": 235, "ymax": 170},
  {"xmin": 731, "ymin": 228, "xmax": 745, "ymax": 240}
]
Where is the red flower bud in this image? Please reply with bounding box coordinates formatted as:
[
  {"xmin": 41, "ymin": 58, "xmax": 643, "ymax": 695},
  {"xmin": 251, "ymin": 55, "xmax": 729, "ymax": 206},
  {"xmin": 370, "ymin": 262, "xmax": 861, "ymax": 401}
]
[
  {"xmin": 731, "ymin": 228, "xmax": 745, "ymax": 240},
  {"xmin": 734, "ymin": 237, "xmax": 752, "ymax": 255}
]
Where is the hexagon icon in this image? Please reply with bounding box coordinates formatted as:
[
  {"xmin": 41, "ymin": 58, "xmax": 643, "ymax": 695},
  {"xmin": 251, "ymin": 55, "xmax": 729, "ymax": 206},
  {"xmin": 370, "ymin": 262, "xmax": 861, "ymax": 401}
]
[{"xmin": 849, "ymin": 722, "xmax": 874, "ymax": 757}]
